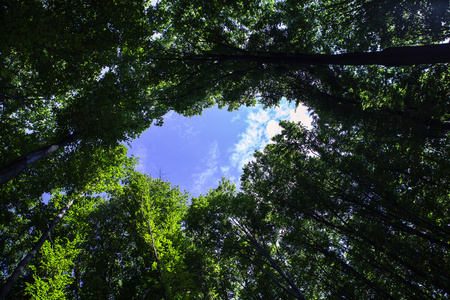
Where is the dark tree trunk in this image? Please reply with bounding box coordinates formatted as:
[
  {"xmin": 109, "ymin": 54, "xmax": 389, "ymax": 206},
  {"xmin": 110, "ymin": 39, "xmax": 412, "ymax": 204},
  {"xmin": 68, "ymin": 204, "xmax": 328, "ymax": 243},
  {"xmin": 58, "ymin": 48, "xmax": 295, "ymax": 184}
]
[
  {"xmin": 271, "ymin": 43, "xmax": 450, "ymax": 66},
  {"xmin": 183, "ymin": 43, "xmax": 450, "ymax": 66},
  {"xmin": 0, "ymin": 196, "xmax": 76, "ymax": 300},
  {"xmin": 0, "ymin": 132, "xmax": 79, "ymax": 186}
]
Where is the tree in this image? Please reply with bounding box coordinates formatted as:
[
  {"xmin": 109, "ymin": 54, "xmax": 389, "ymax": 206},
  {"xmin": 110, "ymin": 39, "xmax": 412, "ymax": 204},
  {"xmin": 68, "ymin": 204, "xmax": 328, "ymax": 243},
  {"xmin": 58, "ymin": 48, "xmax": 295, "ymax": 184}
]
[
  {"xmin": 0, "ymin": 145, "xmax": 134, "ymax": 299},
  {"xmin": 239, "ymin": 119, "xmax": 449, "ymax": 298},
  {"xmin": 41, "ymin": 171, "xmax": 201, "ymax": 299},
  {"xmin": 150, "ymin": 0, "xmax": 449, "ymax": 108},
  {"xmin": 0, "ymin": 193, "xmax": 79, "ymax": 300},
  {"xmin": 0, "ymin": 0, "xmax": 164, "ymax": 185},
  {"xmin": 122, "ymin": 172, "xmax": 199, "ymax": 299},
  {"xmin": 1, "ymin": 1, "xmax": 449, "ymax": 297},
  {"xmin": 0, "ymin": 53, "xmax": 166, "ymax": 186},
  {"xmin": 185, "ymin": 180, "xmax": 307, "ymax": 299},
  {"xmin": 71, "ymin": 193, "xmax": 154, "ymax": 299},
  {"xmin": 24, "ymin": 237, "xmax": 80, "ymax": 299},
  {"xmin": 322, "ymin": 0, "xmax": 450, "ymax": 49},
  {"xmin": 2, "ymin": 0, "xmax": 448, "ymax": 186},
  {"xmin": 0, "ymin": 133, "xmax": 79, "ymax": 185}
]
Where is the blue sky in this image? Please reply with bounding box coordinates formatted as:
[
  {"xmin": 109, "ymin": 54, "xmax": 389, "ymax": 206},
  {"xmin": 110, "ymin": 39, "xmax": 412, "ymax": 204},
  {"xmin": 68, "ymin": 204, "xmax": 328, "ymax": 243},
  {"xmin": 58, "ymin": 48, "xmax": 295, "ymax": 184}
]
[{"xmin": 127, "ymin": 99, "xmax": 312, "ymax": 197}]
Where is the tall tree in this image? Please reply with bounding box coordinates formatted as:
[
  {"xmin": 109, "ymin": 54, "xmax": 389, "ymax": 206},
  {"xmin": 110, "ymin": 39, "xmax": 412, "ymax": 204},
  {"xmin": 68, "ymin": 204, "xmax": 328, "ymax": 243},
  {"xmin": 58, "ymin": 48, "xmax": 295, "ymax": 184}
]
[
  {"xmin": 0, "ymin": 145, "xmax": 134, "ymax": 299},
  {"xmin": 23, "ymin": 232, "xmax": 81, "ymax": 299},
  {"xmin": 150, "ymin": 0, "xmax": 449, "ymax": 108},
  {"xmin": 0, "ymin": 0, "xmax": 165, "ymax": 185},
  {"xmin": 185, "ymin": 180, "xmax": 307, "ymax": 299},
  {"xmin": 59, "ymin": 171, "xmax": 201, "ymax": 299},
  {"xmin": 123, "ymin": 172, "xmax": 199, "ymax": 299},
  {"xmin": 239, "ymin": 118, "xmax": 449, "ymax": 298},
  {"xmin": 2, "ymin": 1, "xmax": 449, "ymax": 298},
  {"xmin": 0, "ymin": 193, "xmax": 80, "ymax": 300},
  {"xmin": 2, "ymin": 0, "xmax": 449, "ymax": 185}
]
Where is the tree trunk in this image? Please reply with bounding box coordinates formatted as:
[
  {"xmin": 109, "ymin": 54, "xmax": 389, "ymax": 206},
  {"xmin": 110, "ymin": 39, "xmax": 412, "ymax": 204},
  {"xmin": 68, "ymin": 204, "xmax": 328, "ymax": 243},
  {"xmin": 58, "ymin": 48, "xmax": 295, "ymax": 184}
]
[
  {"xmin": 0, "ymin": 132, "xmax": 79, "ymax": 186},
  {"xmin": 232, "ymin": 220, "xmax": 307, "ymax": 299},
  {"xmin": 183, "ymin": 43, "xmax": 450, "ymax": 66},
  {"xmin": 141, "ymin": 202, "xmax": 168, "ymax": 300},
  {"xmin": 0, "ymin": 196, "xmax": 77, "ymax": 300}
]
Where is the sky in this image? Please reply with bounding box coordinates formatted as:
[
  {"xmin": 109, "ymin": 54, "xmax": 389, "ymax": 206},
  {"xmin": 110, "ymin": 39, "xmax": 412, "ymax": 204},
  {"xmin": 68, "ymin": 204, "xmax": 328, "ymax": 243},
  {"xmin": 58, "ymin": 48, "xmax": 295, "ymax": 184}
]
[{"xmin": 127, "ymin": 99, "xmax": 313, "ymax": 197}]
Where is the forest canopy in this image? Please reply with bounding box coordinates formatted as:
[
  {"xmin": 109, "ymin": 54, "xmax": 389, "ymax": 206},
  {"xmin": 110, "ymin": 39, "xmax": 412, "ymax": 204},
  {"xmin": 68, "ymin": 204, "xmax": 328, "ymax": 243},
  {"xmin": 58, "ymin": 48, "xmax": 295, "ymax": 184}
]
[{"xmin": 1, "ymin": 0, "xmax": 449, "ymax": 299}]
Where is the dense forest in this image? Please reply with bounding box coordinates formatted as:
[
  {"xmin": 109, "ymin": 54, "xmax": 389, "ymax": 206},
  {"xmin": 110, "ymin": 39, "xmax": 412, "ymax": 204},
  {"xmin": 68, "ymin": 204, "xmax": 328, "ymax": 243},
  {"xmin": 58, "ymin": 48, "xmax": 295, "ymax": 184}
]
[{"xmin": 1, "ymin": 0, "xmax": 449, "ymax": 299}]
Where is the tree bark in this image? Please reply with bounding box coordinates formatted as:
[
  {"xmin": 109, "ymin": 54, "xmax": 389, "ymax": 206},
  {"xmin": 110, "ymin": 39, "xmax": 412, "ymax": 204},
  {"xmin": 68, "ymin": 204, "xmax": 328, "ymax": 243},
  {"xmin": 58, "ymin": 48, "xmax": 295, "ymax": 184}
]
[
  {"xmin": 179, "ymin": 43, "xmax": 450, "ymax": 66},
  {"xmin": 0, "ymin": 132, "xmax": 79, "ymax": 186},
  {"xmin": 0, "ymin": 196, "xmax": 77, "ymax": 300}
]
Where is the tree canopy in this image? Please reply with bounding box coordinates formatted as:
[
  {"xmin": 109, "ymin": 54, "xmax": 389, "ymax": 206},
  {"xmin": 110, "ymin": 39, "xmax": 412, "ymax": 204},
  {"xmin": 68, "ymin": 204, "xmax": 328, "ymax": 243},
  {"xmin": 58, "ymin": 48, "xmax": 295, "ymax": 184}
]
[
  {"xmin": 238, "ymin": 119, "xmax": 449, "ymax": 298},
  {"xmin": 1, "ymin": 0, "xmax": 449, "ymax": 298}
]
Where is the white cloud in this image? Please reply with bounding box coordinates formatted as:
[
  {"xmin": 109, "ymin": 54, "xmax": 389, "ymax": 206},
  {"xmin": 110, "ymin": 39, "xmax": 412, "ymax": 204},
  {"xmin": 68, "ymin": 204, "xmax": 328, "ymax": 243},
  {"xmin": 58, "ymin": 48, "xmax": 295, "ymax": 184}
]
[
  {"xmin": 289, "ymin": 105, "xmax": 312, "ymax": 128},
  {"xmin": 231, "ymin": 114, "xmax": 241, "ymax": 122},
  {"xmin": 132, "ymin": 144, "xmax": 150, "ymax": 173},
  {"xmin": 266, "ymin": 119, "xmax": 283, "ymax": 140},
  {"xmin": 248, "ymin": 108, "xmax": 270, "ymax": 124},
  {"xmin": 273, "ymin": 101, "xmax": 292, "ymax": 119},
  {"xmin": 229, "ymin": 100, "xmax": 312, "ymax": 172},
  {"xmin": 207, "ymin": 141, "xmax": 220, "ymax": 168},
  {"xmin": 163, "ymin": 110, "xmax": 176, "ymax": 122},
  {"xmin": 230, "ymin": 106, "xmax": 268, "ymax": 171},
  {"xmin": 220, "ymin": 166, "xmax": 230, "ymax": 174},
  {"xmin": 183, "ymin": 121, "xmax": 199, "ymax": 138},
  {"xmin": 192, "ymin": 141, "xmax": 220, "ymax": 194}
]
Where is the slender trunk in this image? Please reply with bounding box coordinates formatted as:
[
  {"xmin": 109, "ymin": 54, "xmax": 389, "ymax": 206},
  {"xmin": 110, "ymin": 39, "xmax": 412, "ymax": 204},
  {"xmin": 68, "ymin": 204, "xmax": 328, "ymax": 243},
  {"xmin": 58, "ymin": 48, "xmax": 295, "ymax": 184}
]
[
  {"xmin": 141, "ymin": 203, "xmax": 168, "ymax": 300},
  {"xmin": 0, "ymin": 196, "xmax": 76, "ymax": 300},
  {"xmin": 237, "ymin": 250, "xmax": 304, "ymax": 299},
  {"xmin": 232, "ymin": 220, "xmax": 306, "ymax": 299},
  {"xmin": 179, "ymin": 43, "xmax": 450, "ymax": 66},
  {"xmin": 247, "ymin": 238, "xmax": 306, "ymax": 300},
  {"xmin": 0, "ymin": 132, "xmax": 79, "ymax": 186}
]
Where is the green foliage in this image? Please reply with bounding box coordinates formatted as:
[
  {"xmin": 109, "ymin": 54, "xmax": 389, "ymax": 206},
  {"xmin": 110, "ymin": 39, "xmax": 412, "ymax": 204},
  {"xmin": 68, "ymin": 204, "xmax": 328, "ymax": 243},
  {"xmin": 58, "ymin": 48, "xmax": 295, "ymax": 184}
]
[
  {"xmin": 2, "ymin": 0, "xmax": 448, "ymax": 186},
  {"xmin": 125, "ymin": 172, "xmax": 199, "ymax": 299},
  {"xmin": 0, "ymin": 145, "xmax": 134, "ymax": 298},
  {"xmin": 321, "ymin": 0, "xmax": 450, "ymax": 50},
  {"xmin": 239, "ymin": 118, "xmax": 450, "ymax": 298},
  {"xmin": 0, "ymin": 0, "xmax": 163, "ymax": 190},
  {"xmin": 60, "ymin": 171, "xmax": 202, "ymax": 299},
  {"xmin": 2, "ymin": 0, "xmax": 450, "ymax": 298},
  {"xmin": 73, "ymin": 195, "xmax": 153, "ymax": 299},
  {"xmin": 185, "ymin": 179, "xmax": 306, "ymax": 299},
  {"xmin": 25, "ymin": 238, "xmax": 79, "ymax": 300}
]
